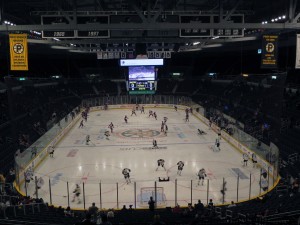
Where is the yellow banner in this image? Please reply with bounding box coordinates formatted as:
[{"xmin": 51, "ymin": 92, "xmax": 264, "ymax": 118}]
[{"xmin": 9, "ymin": 34, "xmax": 28, "ymax": 71}]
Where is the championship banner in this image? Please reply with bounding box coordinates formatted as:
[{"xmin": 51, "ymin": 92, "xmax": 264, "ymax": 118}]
[
  {"xmin": 295, "ymin": 34, "xmax": 300, "ymax": 68},
  {"xmin": 261, "ymin": 35, "xmax": 278, "ymax": 69},
  {"xmin": 9, "ymin": 34, "xmax": 28, "ymax": 71}
]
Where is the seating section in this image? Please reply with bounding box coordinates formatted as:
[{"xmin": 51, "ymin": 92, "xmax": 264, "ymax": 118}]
[{"xmin": 0, "ymin": 78, "xmax": 300, "ymax": 225}]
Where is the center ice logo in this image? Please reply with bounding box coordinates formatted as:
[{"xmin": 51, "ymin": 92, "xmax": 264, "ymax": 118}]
[{"xmin": 121, "ymin": 129, "xmax": 161, "ymax": 138}]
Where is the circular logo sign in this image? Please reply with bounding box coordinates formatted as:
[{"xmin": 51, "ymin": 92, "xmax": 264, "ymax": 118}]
[
  {"xmin": 13, "ymin": 43, "xmax": 24, "ymax": 54},
  {"xmin": 265, "ymin": 43, "xmax": 274, "ymax": 53},
  {"xmin": 121, "ymin": 129, "xmax": 161, "ymax": 138}
]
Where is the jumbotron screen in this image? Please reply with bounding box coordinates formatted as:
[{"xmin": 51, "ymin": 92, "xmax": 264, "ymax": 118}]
[{"xmin": 128, "ymin": 66, "xmax": 155, "ymax": 81}]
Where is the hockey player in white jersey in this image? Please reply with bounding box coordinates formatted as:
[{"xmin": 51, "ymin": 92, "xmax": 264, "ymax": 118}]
[
  {"xmin": 197, "ymin": 168, "xmax": 207, "ymax": 186},
  {"xmin": 156, "ymin": 159, "xmax": 166, "ymax": 171},
  {"xmin": 177, "ymin": 161, "xmax": 184, "ymax": 175},
  {"xmin": 243, "ymin": 153, "xmax": 249, "ymax": 166},
  {"xmin": 72, "ymin": 184, "xmax": 81, "ymax": 204},
  {"xmin": 122, "ymin": 168, "xmax": 131, "ymax": 184}
]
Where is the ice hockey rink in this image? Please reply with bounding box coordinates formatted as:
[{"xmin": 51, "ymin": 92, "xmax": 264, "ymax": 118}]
[{"xmin": 22, "ymin": 106, "xmax": 267, "ymax": 209}]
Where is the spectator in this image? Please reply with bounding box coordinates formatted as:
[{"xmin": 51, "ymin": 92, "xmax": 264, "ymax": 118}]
[
  {"xmin": 228, "ymin": 201, "xmax": 237, "ymax": 208},
  {"xmin": 107, "ymin": 209, "xmax": 114, "ymax": 218},
  {"xmin": 172, "ymin": 204, "xmax": 181, "ymax": 214},
  {"xmin": 100, "ymin": 214, "xmax": 112, "ymax": 225},
  {"xmin": 208, "ymin": 199, "xmax": 214, "ymax": 209},
  {"xmin": 64, "ymin": 206, "xmax": 73, "ymax": 217},
  {"xmin": 88, "ymin": 202, "xmax": 98, "ymax": 215},
  {"xmin": 121, "ymin": 205, "xmax": 127, "ymax": 211},
  {"xmin": 195, "ymin": 200, "xmax": 204, "ymax": 213},
  {"xmin": 148, "ymin": 196, "xmax": 155, "ymax": 212},
  {"xmin": 187, "ymin": 203, "xmax": 194, "ymax": 212},
  {"xmin": 88, "ymin": 202, "xmax": 98, "ymax": 222}
]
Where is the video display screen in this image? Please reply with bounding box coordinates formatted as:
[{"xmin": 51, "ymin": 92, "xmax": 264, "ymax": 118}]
[{"xmin": 128, "ymin": 66, "xmax": 155, "ymax": 81}]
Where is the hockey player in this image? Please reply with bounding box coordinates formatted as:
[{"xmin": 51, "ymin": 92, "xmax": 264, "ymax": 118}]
[
  {"xmin": 153, "ymin": 139, "xmax": 158, "ymax": 149},
  {"xmin": 104, "ymin": 131, "xmax": 110, "ymax": 140},
  {"xmin": 25, "ymin": 167, "xmax": 34, "ymax": 184},
  {"xmin": 163, "ymin": 117, "xmax": 168, "ymax": 123},
  {"xmin": 185, "ymin": 108, "xmax": 189, "ymax": 115},
  {"xmin": 185, "ymin": 114, "xmax": 189, "ymax": 122},
  {"xmin": 122, "ymin": 168, "xmax": 131, "ymax": 184},
  {"xmin": 108, "ymin": 122, "xmax": 114, "ymax": 133},
  {"xmin": 160, "ymin": 122, "xmax": 165, "ymax": 132},
  {"xmin": 79, "ymin": 120, "xmax": 84, "ymax": 128},
  {"xmin": 215, "ymin": 138, "xmax": 220, "ymax": 151},
  {"xmin": 174, "ymin": 105, "xmax": 177, "ymax": 111},
  {"xmin": 33, "ymin": 176, "xmax": 44, "ymax": 196},
  {"xmin": 156, "ymin": 159, "xmax": 166, "ymax": 171},
  {"xmin": 177, "ymin": 161, "xmax": 184, "ymax": 175},
  {"xmin": 124, "ymin": 115, "xmax": 128, "ymax": 124},
  {"xmin": 72, "ymin": 184, "xmax": 81, "ymax": 203},
  {"xmin": 149, "ymin": 110, "xmax": 153, "ymax": 117},
  {"xmin": 135, "ymin": 104, "xmax": 139, "ymax": 111},
  {"xmin": 86, "ymin": 135, "xmax": 90, "ymax": 145},
  {"xmin": 209, "ymin": 119, "xmax": 212, "ymax": 129},
  {"xmin": 252, "ymin": 153, "xmax": 257, "ymax": 168},
  {"xmin": 153, "ymin": 112, "xmax": 157, "ymax": 120},
  {"xmin": 197, "ymin": 168, "xmax": 207, "ymax": 186},
  {"xmin": 131, "ymin": 108, "xmax": 137, "ymax": 116},
  {"xmin": 243, "ymin": 153, "xmax": 249, "ymax": 166},
  {"xmin": 164, "ymin": 125, "xmax": 168, "ymax": 136},
  {"xmin": 198, "ymin": 129, "xmax": 206, "ymax": 135},
  {"xmin": 141, "ymin": 105, "xmax": 145, "ymax": 114},
  {"xmin": 48, "ymin": 146, "xmax": 55, "ymax": 158}
]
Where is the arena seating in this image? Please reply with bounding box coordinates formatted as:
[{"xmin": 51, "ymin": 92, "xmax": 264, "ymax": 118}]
[{"xmin": 0, "ymin": 79, "xmax": 300, "ymax": 225}]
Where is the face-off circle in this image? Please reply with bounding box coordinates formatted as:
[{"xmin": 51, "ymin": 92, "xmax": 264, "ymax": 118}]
[{"xmin": 118, "ymin": 129, "xmax": 162, "ymax": 139}]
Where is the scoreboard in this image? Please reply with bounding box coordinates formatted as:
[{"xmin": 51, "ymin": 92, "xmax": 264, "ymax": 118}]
[{"xmin": 128, "ymin": 80, "xmax": 156, "ymax": 94}]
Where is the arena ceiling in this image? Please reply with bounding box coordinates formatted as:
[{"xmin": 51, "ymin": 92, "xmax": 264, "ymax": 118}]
[{"xmin": 0, "ymin": 0, "xmax": 299, "ymax": 54}]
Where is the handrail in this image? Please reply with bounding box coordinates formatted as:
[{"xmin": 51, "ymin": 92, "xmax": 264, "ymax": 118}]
[{"xmin": 265, "ymin": 209, "xmax": 300, "ymax": 220}]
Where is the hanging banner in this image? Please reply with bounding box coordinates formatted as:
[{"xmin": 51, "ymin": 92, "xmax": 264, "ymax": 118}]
[
  {"xmin": 9, "ymin": 34, "xmax": 28, "ymax": 71},
  {"xmin": 261, "ymin": 35, "xmax": 278, "ymax": 69},
  {"xmin": 295, "ymin": 34, "xmax": 300, "ymax": 68}
]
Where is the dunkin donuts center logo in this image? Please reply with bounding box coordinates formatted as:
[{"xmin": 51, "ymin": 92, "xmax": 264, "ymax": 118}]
[{"xmin": 118, "ymin": 129, "xmax": 162, "ymax": 138}]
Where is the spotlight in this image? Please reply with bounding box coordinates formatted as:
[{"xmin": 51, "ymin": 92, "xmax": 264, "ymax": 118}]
[
  {"xmin": 275, "ymin": 18, "xmax": 278, "ymax": 21},
  {"xmin": 279, "ymin": 16, "xmax": 282, "ymax": 20},
  {"xmin": 282, "ymin": 15, "xmax": 286, "ymax": 19},
  {"xmin": 271, "ymin": 19, "xmax": 275, "ymax": 22}
]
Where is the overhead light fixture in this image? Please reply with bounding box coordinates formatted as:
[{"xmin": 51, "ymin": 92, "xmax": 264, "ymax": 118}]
[
  {"xmin": 271, "ymin": 19, "xmax": 275, "ymax": 22},
  {"xmin": 192, "ymin": 42, "xmax": 200, "ymax": 45},
  {"xmin": 282, "ymin": 15, "xmax": 286, "ymax": 19},
  {"xmin": 275, "ymin": 18, "xmax": 278, "ymax": 21}
]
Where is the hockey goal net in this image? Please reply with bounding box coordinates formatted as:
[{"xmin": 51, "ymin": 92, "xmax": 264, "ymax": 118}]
[{"xmin": 139, "ymin": 187, "xmax": 166, "ymax": 207}]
